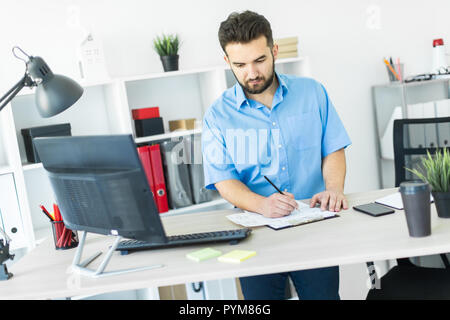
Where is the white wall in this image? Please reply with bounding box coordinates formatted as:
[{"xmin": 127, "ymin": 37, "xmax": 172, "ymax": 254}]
[{"xmin": 2, "ymin": 0, "xmax": 449, "ymax": 194}]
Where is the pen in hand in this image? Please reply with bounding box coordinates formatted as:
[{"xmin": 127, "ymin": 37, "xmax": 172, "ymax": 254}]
[
  {"xmin": 263, "ymin": 176, "xmax": 299, "ymax": 215},
  {"xmin": 264, "ymin": 175, "xmax": 285, "ymax": 195}
]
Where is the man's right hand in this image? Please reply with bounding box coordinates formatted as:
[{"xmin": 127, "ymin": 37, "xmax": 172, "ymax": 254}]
[{"xmin": 259, "ymin": 192, "xmax": 299, "ymax": 218}]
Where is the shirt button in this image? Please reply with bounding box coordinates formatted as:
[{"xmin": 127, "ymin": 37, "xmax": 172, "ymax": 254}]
[
  {"xmin": 284, "ymin": 189, "xmax": 288, "ymax": 192},
  {"xmin": 282, "ymin": 167, "xmax": 286, "ymax": 171},
  {"xmin": 272, "ymin": 122, "xmax": 276, "ymax": 126},
  {"xmin": 278, "ymin": 144, "xmax": 282, "ymax": 148}
]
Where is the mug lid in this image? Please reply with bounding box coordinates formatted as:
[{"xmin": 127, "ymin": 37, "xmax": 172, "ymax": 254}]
[{"xmin": 399, "ymin": 181, "xmax": 430, "ymax": 194}]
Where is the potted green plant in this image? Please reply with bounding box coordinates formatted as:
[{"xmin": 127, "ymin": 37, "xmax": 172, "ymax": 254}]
[
  {"xmin": 153, "ymin": 33, "xmax": 180, "ymax": 72},
  {"xmin": 407, "ymin": 148, "xmax": 450, "ymax": 218}
]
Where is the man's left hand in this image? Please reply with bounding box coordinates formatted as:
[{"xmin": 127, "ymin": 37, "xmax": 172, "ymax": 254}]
[{"xmin": 310, "ymin": 189, "xmax": 348, "ymax": 212}]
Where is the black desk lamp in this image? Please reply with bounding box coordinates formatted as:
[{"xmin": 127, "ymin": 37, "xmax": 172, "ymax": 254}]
[
  {"xmin": 0, "ymin": 47, "xmax": 83, "ymax": 116},
  {"xmin": 0, "ymin": 47, "xmax": 83, "ymax": 280}
]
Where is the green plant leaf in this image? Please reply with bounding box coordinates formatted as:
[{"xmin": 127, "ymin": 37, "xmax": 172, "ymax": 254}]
[
  {"xmin": 153, "ymin": 33, "xmax": 180, "ymax": 56},
  {"xmin": 405, "ymin": 148, "xmax": 450, "ymax": 192}
]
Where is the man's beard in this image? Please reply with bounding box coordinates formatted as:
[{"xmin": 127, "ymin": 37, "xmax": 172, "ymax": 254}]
[{"xmin": 233, "ymin": 59, "xmax": 276, "ymax": 95}]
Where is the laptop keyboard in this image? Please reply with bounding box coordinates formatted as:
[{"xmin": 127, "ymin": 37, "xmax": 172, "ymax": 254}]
[{"xmin": 116, "ymin": 228, "xmax": 252, "ymax": 254}]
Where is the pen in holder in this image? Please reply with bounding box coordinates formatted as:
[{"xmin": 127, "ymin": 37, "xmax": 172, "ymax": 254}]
[
  {"xmin": 384, "ymin": 57, "xmax": 404, "ymax": 83},
  {"xmin": 40, "ymin": 203, "xmax": 79, "ymax": 250},
  {"xmin": 386, "ymin": 63, "xmax": 404, "ymax": 82},
  {"xmin": 51, "ymin": 221, "xmax": 78, "ymax": 250}
]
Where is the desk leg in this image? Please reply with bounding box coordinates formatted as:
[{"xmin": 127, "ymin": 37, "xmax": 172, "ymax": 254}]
[{"xmin": 366, "ymin": 262, "xmax": 380, "ymax": 289}]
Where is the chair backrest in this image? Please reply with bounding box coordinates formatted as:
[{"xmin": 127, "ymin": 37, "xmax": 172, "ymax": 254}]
[{"xmin": 393, "ymin": 117, "xmax": 450, "ymax": 187}]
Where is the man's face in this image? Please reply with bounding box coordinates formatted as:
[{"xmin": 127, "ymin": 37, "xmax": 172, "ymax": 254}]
[{"xmin": 224, "ymin": 35, "xmax": 278, "ymax": 95}]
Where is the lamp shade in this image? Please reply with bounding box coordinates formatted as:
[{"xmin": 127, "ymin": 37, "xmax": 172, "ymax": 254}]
[
  {"xmin": 26, "ymin": 56, "xmax": 83, "ymax": 118},
  {"xmin": 35, "ymin": 74, "xmax": 83, "ymax": 118}
]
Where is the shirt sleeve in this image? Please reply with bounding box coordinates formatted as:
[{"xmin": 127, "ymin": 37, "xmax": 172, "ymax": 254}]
[
  {"xmin": 317, "ymin": 82, "xmax": 352, "ymax": 158},
  {"xmin": 201, "ymin": 111, "xmax": 240, "ymax": 190}
]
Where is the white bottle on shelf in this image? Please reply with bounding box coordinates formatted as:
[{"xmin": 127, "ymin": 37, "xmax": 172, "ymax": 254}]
[{"xmin": 431, "ymin": 38, "xmax": 448, "ymax": 74}]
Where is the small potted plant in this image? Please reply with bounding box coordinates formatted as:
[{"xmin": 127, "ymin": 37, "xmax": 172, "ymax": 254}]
[
  {"xmin": 153, "ymin": 33, "xmax": 180, "ymax": 72},
  {"xmin": 407, "ymin": 148, "xmax": 450, "ymax": 218}
]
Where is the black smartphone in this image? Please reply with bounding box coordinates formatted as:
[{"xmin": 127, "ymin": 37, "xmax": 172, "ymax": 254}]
[{"xmin": 353, "ymin": 203, "xmax": 395, "ymax": 217}]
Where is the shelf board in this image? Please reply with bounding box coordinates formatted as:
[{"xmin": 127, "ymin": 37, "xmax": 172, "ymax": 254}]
[
  {"xmin": 121, "ymin": 66, "xmax": 224, "ymax": 83},
  {"xmin": 160, "ymin": 198, "xmax": 230, "ymax": 217},
  {"xmin": 135, "ymin": 128, "xmax": 202, "ymax": 144},
  {"xmin": 14, "ymin": 58, "xmax": 306, "ymax": 97},
  {"xmin": 22, "ymin": 162, "xmax": 43, "ymax": 171},
  {"xmin": 0, "ymin": 165, "xmax": 13, "ymax": 175},
  {"xmin": 121, "ymin": 57, "xmax": 306, "ymax": 83},
  {"xmin": 374, "ymin": 77, "xmax": 450, "ymax": 89}
]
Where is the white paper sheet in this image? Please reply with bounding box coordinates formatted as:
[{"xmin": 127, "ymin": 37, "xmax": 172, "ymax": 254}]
[
  {"xmin": 226, "ymin": 201, "xmax": 337, "ymax": 229},
  {"xmin": 375, "ymin": 192, "xmax": 434, "ymax": 210}
]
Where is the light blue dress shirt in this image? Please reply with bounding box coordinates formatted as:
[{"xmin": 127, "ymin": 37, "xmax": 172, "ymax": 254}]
[{"xmin": 201, "ymin": 73, "xmax": 351, "ymax": 200}]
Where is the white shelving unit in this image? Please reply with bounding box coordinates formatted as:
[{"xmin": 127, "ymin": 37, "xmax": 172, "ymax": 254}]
[
  {"xmin": 0, "ymin": 56, "xmax": 310, "ymax": 252},
  {"xmin": 135, "ymin": 128, "xmax": 202, "ymax": 144}
]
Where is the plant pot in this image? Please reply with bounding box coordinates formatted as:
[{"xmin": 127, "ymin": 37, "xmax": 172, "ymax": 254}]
[
  {"xmin": 432, "ymin": 191, "xmax": 450, "ymax": 218},
  {"xmin": 160, "ymin": 55, "xmax": 179, "ymax": 72}
]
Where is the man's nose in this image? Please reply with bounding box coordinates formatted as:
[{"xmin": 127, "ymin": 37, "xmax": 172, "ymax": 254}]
[{"xmin": 247, "ymin": 63, "xmax": 259, "ymax": 79}]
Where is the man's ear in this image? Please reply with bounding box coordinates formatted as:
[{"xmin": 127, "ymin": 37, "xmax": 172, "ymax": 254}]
[
  {"xmin": 272, "ymin": 44, "xmax": 279, "ymax": 61},
  {"xmin": 224, "ymin": 54, "xmax": 230, "ymax": 65}
]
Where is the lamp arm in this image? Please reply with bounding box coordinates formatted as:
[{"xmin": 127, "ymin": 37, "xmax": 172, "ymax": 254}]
[
  {"xmin": 0, "ymin": 74, "xmax": 34, "ymax": 112},
  {"xmin": 0, "ymin": 226, "xmax": 11, "ymax": 245}
]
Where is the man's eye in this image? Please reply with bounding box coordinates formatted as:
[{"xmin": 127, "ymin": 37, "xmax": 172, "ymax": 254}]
[{"xmin": 256, "ymin": 59, "xmax": 265, "ymax": 63}]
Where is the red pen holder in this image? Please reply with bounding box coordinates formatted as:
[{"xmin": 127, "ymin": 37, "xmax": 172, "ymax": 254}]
[{"xmin": 51, "ymin": 221, "xmax": 78, "ymax": 250}]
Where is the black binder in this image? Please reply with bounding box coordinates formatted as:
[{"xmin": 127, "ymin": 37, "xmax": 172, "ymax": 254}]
[{"xmin": 160, "ymin": 140, "xmax": 193, "ymax": 209}]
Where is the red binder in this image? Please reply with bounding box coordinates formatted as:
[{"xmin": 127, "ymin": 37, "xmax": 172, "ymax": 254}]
[
  {"xmin": 137, "ymin": 146, "xmax": 156, "ymax": 204},
  {"xmin": 149, "ymin": 144, "xmax": 169, "ymax": 213}
]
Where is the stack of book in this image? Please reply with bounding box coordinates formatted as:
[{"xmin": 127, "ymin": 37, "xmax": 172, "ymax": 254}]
[
  {"xmin": 132, "ymin": 106, "xmax": 165, "ymax": 138},
  {"xmin": 275, "ymin": 36, "xmax": 299, "ymax": 59}
]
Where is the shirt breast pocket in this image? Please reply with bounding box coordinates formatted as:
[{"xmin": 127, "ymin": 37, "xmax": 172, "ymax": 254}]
[{"xmin": 286, "ymin": 111, "xmax": 322, "ymax": 150}]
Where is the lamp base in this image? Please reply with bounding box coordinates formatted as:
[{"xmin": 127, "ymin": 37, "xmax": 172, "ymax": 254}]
[{"xmin": 0, "ymin": 264, "xmax": 13, "ymax": 281}]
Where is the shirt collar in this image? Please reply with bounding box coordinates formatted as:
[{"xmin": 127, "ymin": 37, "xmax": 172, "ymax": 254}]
[
  {"xmin": 235, "ymin": 81, "xmax": 248, "ymax": 110},
  {"xmin": 234, "ymin": 72, "xmax": 289, "ymax": 110}
]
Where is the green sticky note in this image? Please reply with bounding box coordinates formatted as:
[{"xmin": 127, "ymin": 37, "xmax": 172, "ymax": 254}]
[
  {"xmin": 186, "ymin": 248, "xmax": 222, "ymax": 262},
  {"xmin": 218, "ymin": 250, "xmax": 256, "ymax": 263}
]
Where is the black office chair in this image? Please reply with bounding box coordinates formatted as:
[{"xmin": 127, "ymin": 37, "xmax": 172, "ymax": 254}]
[
  {"xmin": 366, "ymin": 116, "xmax": 450, "ymax": 300},
  {"xmin": 393, "ymin": 117, "xmax": 450, "ymax": 187}
]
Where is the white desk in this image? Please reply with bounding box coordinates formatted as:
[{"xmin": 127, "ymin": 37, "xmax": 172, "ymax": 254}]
[{"xmin": 1, "ymin": 188, "xmax": 450, "ymax": 300}]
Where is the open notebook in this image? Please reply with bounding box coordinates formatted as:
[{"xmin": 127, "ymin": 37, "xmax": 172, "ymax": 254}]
[{"xmin": 226, "ymin": 201, "xmax": 338, "ymax": 230}]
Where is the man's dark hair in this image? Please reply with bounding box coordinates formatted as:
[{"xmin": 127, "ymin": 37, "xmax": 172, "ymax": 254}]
[{"xmin": 218, "ymin": 10, "xmax": 273, "ymax": 54}]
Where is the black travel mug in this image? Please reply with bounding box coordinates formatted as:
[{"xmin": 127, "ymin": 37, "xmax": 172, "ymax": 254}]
[{"xmin": 399, "ymin": 181, "xmax": 431, "ymax": 237}]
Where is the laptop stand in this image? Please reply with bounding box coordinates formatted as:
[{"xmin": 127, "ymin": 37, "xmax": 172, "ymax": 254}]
[{"xmin": 71, "ymin": 231, "xmax": 164, "ymax": 278}]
